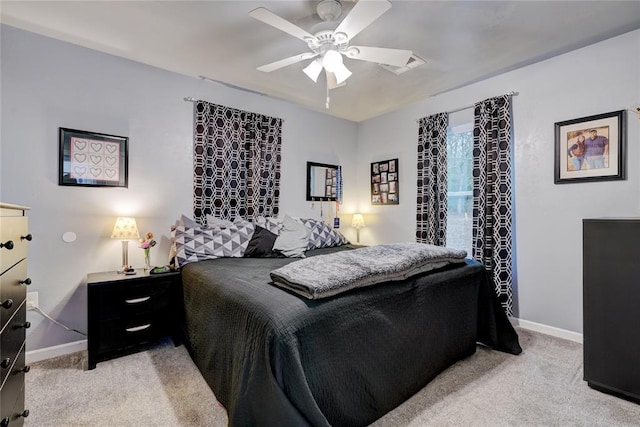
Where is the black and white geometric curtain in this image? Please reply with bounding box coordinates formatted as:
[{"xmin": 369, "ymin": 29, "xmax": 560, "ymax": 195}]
[
  {"xmin": 193, "ymin": 101, "xmax": 282, "ymax": 224},
  {"xmin": 416, "ymin": 112, "xmax": 449, "ymax": 246},
  {"xmin": 472, "ymin": 95, "xmax": 514, "ymax": 315}
]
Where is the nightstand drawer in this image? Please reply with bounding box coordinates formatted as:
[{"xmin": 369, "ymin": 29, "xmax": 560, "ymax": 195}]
[
  {"xmin": 0, "ymin": 262, "xmax": 27, "ymax": 333},
  {"xmin": 0, "ymin": 217, "xmax": 28, "ymax": 276},
  {"xmin": 97, "ymin": 279, "xmax": 173, "ymax": 320},
  {"xmin": 0, "ymin": 301, "xmax": 26, "ymax": 387},
  {"xmin": 96, "ymin": 314, "xmax": 171, "ymax": 353}
]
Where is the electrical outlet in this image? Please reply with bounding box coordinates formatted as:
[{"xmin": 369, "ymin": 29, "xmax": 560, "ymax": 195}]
[{"xmin": 26, "ymin": 292, "xmax": 38, "ymax": 310}]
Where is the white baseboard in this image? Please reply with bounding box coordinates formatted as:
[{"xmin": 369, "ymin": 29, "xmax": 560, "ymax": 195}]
[
  {"xmin": 510, "ymin": 317, "xmax": 583, "ymax": 343},
  {"xmin": 26, "ymin": 340, "xmax": 87, "ymax": 364}
]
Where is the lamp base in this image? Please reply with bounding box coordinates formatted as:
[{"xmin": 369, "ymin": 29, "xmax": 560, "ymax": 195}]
[{"xmin": 117, "ymin": 240, "xmax": 134, "ymax": 273}]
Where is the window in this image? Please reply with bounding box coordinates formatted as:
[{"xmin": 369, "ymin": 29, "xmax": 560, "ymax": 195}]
[{"xmin": 446, "ymin": 123, "xmax": 473, "ymax": 257}]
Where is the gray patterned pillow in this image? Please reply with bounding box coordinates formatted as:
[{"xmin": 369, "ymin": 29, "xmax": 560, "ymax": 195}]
[
  {"xmin": 255, "ymin": 216, "xmax": 283, "ymax": 235},
  {"xmin": 174, "ymin": 221, "xmax": 255, "ymax": 268},
  {"xmin": 302, "ymin": 218, "xmax": 349, "ymax": 250}
]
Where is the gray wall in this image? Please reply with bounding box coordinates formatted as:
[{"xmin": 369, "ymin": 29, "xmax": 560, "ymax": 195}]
[
  {"xmin": 0, "ymin": 25, "xmax": 358, "ymax": 351},
  {"xmin": 355, "ymin": 30, "xmax": 640, "ymax": 334}
]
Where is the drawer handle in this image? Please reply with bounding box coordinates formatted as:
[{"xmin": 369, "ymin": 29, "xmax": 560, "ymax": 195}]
[
  {"xmin": 126, "ymin": 324, "xmax": 151, "ymax": 333},
  {"xmin": 21, "ymin": 366, "xmax": 30, "ymax": 373},
  {"xmin": 0, "ymin": 240, "xmax": 14, "ymax": 250},
  {"xmin": 21, "ymin": 234, "xmax": 32, "ymax": 241},
  {"xmin": 1, "ymin": 416, "xmax": 8, "ymax": 427},
  {"xmin": 22, "ymin": 321, "xmax": 31, "ymax": 329},
  {"xmin": 20, "ymin": 409, "xmax": 29, "ymax": 418},
  {"xmin": 1, "ymin": 358, "xmax": 11, "ymax": 369},
  {"xmin": 125, "ymin": 296, "xmax": 151, "ymax": 304},
  {"xmin": 19, "ymin": 278, "xmax": 32, "ymax": 285},
  {"xmin": 1, "ymin": 299, "xmax": 13, "ymax": 309}
]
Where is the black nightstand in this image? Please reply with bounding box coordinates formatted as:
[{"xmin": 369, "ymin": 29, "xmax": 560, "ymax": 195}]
[{"xmin": 86, "ymin": 269, "xmax": 182, "ymax": 370}]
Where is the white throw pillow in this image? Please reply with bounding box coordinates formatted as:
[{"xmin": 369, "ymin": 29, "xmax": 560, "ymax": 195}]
[{"xmin": 273, "ymin": 215, "xmax": 310, "ymax": 258}]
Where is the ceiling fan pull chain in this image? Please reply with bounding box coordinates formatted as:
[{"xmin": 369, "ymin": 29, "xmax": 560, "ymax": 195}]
[{"xmin": 326, "ymin": 85, "xmax": 330, "ymax": 109}]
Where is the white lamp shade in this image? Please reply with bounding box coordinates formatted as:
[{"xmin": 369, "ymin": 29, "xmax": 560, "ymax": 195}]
[
  {"xmin": 322, "ymin": 50, "xmax": 343, "ymax": 72},
  {"xmin": 352, "ymin": 214, "xmax": 365, "ymax": 229},
  {"xmin": 111, "ymin": 217, "xmax": 140, "ymax": 239},
  {"xmin": 303, "ymin": 59, "xmax": 323, "ymax": 83},
  {"xmin": 333, "ymin": 62, "xmax": 352, "ymax": 84}
]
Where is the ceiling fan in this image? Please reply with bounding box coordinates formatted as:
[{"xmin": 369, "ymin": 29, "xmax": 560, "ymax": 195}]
[{"xmin": 249, "ymin": 0, "xmax": 413, "ymax": 107}]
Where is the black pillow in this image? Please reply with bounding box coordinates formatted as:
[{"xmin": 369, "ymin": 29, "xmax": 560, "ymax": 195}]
[{"xmin": 244, "ymin": 226, "xmax": 281, "ymax": 258}]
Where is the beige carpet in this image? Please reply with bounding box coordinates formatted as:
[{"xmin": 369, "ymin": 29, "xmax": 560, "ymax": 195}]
[{"xmin": 26, "ymin": 328, "xmax": 640, "ymax": 426}]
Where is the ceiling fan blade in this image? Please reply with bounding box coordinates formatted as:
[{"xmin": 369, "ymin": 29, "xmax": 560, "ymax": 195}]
[
  {"xmin": 326, "ymin": 70, "xmax": 347, "ymax": 90},
  {"xmin": 334, "ymin": 0, "xmax": 391, "ymax": 42},
  {"xmin": 346, "ymin": 46, "xmax": 412, "ymax": 67},
  {"xmin": 257, "ymin": 53, "xmax": 318, "ymax": 73},
  {"xmin": 249, "ymin": 7, "xmax": 315, "ymax": 42}
]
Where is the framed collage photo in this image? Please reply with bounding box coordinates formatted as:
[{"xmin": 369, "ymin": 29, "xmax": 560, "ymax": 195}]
[
  {"xmin": 59, "ymin": 128, "xmax": 129, "ymax": 187},
  {"xmin": 371, "ymin": 158, "xmax": 399, "ymax": 205},
  {"xmin": 554, "ymin": 110, "xmax": 626, "ymax": 184}
]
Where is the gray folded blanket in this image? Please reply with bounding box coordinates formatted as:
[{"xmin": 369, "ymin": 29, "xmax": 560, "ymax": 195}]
[{"xmin": 270, "ymin": 242, "xmax": 467, "ymax": 299}]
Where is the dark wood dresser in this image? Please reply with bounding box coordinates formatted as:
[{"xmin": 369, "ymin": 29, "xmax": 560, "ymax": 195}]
[
  {"xmin": 87, "ymin": 269, "xmax": 181, "ymax": 369},
  {"xmin": 583, "ymin": 218, "xmax": 640, "ymax": 402},
  {"xmin": 0, "ymin": 203, "xmax": 31, "ymax": 426}
]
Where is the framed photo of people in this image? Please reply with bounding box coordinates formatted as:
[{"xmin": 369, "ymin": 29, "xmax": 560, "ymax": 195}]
[
  {"xmin": 371, "ymin": 158, "xmax": 399, "ymax": 205},
  {"xmin": 554, "ymin": 110, "xmax": 626, "ymax": 184}
]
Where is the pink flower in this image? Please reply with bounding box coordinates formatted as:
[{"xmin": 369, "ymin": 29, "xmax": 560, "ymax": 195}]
[{"xmin": 139, "ymin": 231, "xmax": 157, "ymax": 250}]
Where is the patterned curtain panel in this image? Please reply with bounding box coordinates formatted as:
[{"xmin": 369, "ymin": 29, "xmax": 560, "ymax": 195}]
[
  {"xmin": 193, "ymin": 101, "xmax": 282, "ymax": 224},
  {"xmin": 416, "ymin": 112, "xmax": 449, "ymax": 245},
  {"xmin": 472, "ymin": 94, "xmax": 514, "ymax": 315}
]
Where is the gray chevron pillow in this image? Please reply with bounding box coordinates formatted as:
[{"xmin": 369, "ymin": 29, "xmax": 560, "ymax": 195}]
[{"xmin": 174, "ymin": 221, "xmax": 255, "ymax": 268}]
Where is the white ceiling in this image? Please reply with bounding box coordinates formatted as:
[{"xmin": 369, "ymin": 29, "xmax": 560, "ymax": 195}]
[{"xmin": 2, "ymin": 1, "xmax": 639, "ymax": 122}]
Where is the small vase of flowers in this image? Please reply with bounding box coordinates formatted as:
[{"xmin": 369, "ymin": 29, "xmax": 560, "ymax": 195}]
[{"xmin": 140, "ymin": 232, "xmax": 156, "ymax": 270}]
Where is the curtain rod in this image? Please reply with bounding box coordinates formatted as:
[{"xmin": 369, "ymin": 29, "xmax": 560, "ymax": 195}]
[{"xmin": 416, "ymin": 91, "xmax": 519, "ymax": 122}]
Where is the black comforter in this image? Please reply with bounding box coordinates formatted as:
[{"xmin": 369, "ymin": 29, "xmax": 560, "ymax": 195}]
[{"xmin": 181, "ymin": 246, "xmax": 521, "ymax": 427}]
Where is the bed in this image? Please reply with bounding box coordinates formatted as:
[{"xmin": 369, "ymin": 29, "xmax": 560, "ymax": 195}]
[{"xmin": 180, "ymin": 244, "xmax": 521, "ymax": 426}]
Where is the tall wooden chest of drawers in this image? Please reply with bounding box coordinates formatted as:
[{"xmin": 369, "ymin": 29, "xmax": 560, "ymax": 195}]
[
  {"xmin": 0, "ymin": 203, "xmax": 31, "ymax": 426},
  {"xmin": 583, "ymin": 218, "xmax": 640, "ymax": 402}
]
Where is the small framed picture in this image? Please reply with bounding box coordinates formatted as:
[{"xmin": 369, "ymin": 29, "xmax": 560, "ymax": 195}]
[
  {"xmin": 554, "ymin": 110, "xmax": 626, "ymax": 184},
  {"xmin": 371, "ymin": 158, "xmax": 399, "ymax": 205},
  {"xmin": 59, "ymin": 128, "xmax": 128, "ymax": 187}
]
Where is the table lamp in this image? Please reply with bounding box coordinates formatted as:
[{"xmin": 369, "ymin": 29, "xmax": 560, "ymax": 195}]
[
  {"xmin": 111, "ymin": 217, "xmax": 140, "ymax": 272},
  {"xmin": 351, "ymin": 213, "xmax": 365, "ymax": 244}
]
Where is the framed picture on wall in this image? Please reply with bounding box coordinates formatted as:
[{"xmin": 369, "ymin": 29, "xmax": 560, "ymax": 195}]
[
  {"xmin": 59, "ymin": 128, "xmax": 129, "ymax": 187},
  {"xmin": 371, "ymin": 158, "xmax": 399, "ymax": 205},
  {"xmin": 554, "ymin": 110, "xmax": 626, "ymax": 184}
]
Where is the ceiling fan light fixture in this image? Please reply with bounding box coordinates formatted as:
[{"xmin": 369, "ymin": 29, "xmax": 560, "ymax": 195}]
[
  {"xmin": 333, "ymin": 62, "xmax": 352, "ymax": 84},
  {"xmin": 317, "ymin": 0, "xmax": 342, "ymax": 22},
  {"xmin": 322, "ymin": 50, "xmax": 343, "ymax": 72},
  {"xmin": 303, "ymin": 59, "xmax": 323, "ymax": 82}
]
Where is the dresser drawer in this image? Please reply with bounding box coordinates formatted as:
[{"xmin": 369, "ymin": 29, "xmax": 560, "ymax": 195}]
[
  {"xmin": 0, "ymin": 301, "xmax": 26, "ymax": 388},
  {"xmin": 0, "ymin": 262, "xmax": 27, "ymax": 333},
  {"xmin": 0, "ymin": 217, "xmax": 28, "ymax": 276},
  {"xmin": 0, "ymin": 345, "xmax": 26, "ymax": 427},
  {"xmin": 96, "ymin": 279, "xmax": 173, "ymax": 321},
  {"xmin": 96, "ymin": 313, "xmax": 171, "ymax": 354}
]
